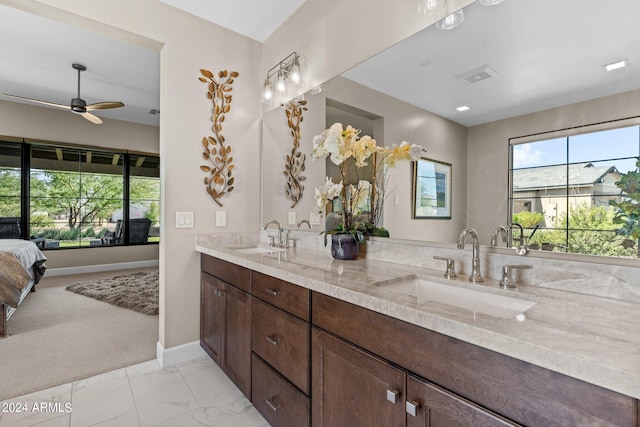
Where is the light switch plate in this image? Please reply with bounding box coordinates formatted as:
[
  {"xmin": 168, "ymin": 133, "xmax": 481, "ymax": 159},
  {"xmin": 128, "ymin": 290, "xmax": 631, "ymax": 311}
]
[
  {"xmin": 176, "ymin": 212, "xmax": 194, "ymax": 229},
  {"xmin": 288, "ymin": 211, "xmax": 297, "ymax": 226},
  {"xmin": 310, "ymin": 212, "xmax": 321, "ymax": 225},
  {"xmin": 216, "ymin": 211, "xmax": 227, "ymax": 227}
]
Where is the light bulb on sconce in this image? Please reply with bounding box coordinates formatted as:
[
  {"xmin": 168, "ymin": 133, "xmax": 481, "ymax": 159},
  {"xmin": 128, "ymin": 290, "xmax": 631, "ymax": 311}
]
[
  {"xmin": 436, "ymin": 9, "xmax": 464, "ymax": 30},
  {"xmin": 417, "ymin": 0, "xmax": 446, "ymax": 15},
  {"xmin": 262, "ymin": 52, "xmax": 303, "ymax": 104},
  {"xmin": 262, "ymin": 78, "xmax": 273, "ymax": 103},
  {"xmin": 478, "ymin": 0, "xmax": 505, "ymax": 6},
  {"xmin": 276, "ymin": 68, "xmax": 287, "ymax": 94}
]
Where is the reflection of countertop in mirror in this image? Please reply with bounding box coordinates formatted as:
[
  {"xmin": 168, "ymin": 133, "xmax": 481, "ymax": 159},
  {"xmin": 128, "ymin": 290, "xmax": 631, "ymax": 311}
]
[{"xmin": 196, "ymin": 231, "xmax": 640, "ymax": 399}]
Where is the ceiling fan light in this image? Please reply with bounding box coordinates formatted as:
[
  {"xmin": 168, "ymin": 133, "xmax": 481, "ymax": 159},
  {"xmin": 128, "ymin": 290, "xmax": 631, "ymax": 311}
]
[
  {"xmin": 436, "ymin": 9, "xmax": 464, "ymax": 30},
  {"xmin": 417, "ymin": 0, "xmax": 446, "ymax": 15},
  {"xmin": 478, "ymin": 0, "xmax": 505, "ymax": 5}
]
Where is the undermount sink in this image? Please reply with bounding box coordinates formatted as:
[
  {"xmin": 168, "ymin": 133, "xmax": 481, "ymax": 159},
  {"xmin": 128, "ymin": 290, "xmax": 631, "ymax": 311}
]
[
  {"xmin": 231, "ymin": 246, "xmax": 286, "ymax": 255},
  {"xmin": 379, "ymin": 277, "xmax": 536, "ymax": 319}
]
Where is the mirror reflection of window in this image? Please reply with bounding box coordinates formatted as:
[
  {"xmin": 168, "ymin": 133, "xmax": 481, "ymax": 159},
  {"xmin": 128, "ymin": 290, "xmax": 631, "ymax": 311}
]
[{"xmin": 510, "ymin": 123, "xmax": 640, "ymax": 257}]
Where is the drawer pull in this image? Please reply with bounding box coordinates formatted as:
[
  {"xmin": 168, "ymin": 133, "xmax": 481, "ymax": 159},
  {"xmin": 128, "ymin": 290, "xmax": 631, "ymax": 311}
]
[
  {"xmin": 267, "ymin": 288, "xmax": 279, "ymax": 296},
  {"xmin": 265, "ymin": 335, "xmax": 280, "ymax": 346},
  {"xmin": 214, "ymin": 289, "xmax": 224, "ymax": 297},
  {"xmin": 406, "ymin": 400, "xmax": 420, "ymax": 416},
  {"xmin": 386, "ymin": 389, "xmax": 400, "ymax": 404},
  {"xmin": 266, "ymin": 398, "xmax": 281, "ymax": 412}
]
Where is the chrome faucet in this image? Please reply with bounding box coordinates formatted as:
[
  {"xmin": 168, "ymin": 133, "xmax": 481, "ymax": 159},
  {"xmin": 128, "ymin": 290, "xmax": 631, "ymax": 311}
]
[
  {"xmin": 508, "ymin": 223, "xmax": 524, "ymax": 247},
  {"xmin": 296, "ymin": 219, "xmax": 311, "ymax": 230},
  {"xmin": 457, "ymin": 228, "xmax": 483, "ymax": 283},
  {"xmin": 490, "ymin": 226, "xmax": 508, "ymax": 246},
  {"xmin": 264, "ymin": 220, "xmax": 282, "ymax": 248}
]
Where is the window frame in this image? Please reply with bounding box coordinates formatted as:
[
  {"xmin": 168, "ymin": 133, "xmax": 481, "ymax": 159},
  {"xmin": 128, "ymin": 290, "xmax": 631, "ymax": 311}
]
[
  {"xmin": 0, "ymin": 138, "xmax": 160, "ymax": 249},
  {"xmin": 508, "ymin": 116, "xmax": 640, "ymax": 258}
]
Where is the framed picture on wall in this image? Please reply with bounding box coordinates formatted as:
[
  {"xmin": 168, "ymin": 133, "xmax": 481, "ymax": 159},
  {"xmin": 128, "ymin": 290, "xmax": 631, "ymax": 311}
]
[{"xmin": 412, "ymin": 157, "xmax": 451, "ymax": 219}]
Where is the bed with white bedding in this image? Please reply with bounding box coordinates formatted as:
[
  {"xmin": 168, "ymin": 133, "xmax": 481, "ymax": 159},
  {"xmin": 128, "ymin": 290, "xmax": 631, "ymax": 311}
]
[{"xmin": 0, "ymin": 239, "xmax": 47, "ymax": 337}]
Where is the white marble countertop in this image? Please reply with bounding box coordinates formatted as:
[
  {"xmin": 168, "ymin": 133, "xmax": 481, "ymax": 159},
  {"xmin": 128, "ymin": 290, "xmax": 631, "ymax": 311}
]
[{"xmin": 196, "ymin": 232, "xmax": 640, "ymax": 400}]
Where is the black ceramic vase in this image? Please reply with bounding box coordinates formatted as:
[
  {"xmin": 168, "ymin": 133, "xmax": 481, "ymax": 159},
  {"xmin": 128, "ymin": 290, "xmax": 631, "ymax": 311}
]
[{"xmin": 330, "ymin": 234, "xmax": 359, "ymax": 260}]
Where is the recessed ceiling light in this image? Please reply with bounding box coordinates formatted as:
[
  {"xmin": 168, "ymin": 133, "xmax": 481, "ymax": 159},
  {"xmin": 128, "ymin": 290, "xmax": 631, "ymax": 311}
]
[
  {"xmin": 456, "ymin": 106, "xmax": 470, "ymax": 112},
  {"xmin": 604, "ymin": 59, "xmax": 628, "ymax": 71}
]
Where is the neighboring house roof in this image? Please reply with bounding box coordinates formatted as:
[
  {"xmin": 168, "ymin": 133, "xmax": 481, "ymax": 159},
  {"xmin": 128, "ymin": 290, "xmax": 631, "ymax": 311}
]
[{"xmin": 513, "ymin": 162, "xmax": 618, "ymax": 191}]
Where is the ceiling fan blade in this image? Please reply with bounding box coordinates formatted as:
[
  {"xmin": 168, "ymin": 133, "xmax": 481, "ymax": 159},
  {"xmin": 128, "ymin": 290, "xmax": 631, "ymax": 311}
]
[
  {"xmin": 86, "ymin": 101, "xmax": 124, "ymax": 110},
  {"xmin": 81, "ymin": 112, "xmax": 103, "ymax": 124},
  {"xmin": 2, "ymin": 93, "xmax": 71, "ymax": 110}
]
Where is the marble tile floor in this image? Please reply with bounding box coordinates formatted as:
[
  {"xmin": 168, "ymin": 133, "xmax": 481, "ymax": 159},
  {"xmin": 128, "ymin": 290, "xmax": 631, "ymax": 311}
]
[{"xmin": 0, "ymin": 357, "xmax": 269, "ymax": 427}]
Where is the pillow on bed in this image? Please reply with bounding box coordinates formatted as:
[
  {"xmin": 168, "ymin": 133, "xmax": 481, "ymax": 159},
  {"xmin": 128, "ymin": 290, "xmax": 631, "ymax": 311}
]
[{"xmin": 0, "ymin": 252, "xmax": 31, "ymax": 308}]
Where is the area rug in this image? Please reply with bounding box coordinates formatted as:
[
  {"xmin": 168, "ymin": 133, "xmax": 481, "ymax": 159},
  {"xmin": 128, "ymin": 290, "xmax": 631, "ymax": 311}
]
[{"xmin": 66, "ymin": 271, "xmax": 159, "ymax": 315}]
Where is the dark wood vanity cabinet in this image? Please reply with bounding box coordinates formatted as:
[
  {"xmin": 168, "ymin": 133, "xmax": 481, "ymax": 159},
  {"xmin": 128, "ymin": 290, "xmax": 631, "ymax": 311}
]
[
  {"xmin": 312, "ymin": 328, "xmax": 406, "ymax": 427},
  {"xmin": 200, "ymin": 256, "xmax": 252, "ymax": 399},
  {"xmin": 251, "ymin": 272, "xmax": 311, "ymax": 426},
  {"xmin": 200, "ymin": 254, "xmax": 639, "ymax": 427},
  {"xmin": 311, "ymin": 328, "xmax": 517, "ymax": 427},
  {"xmin": 406, "ymin": 376, "xmax": 518, "ymax": 427},
  {"xmin": 312, "ymin": 292, "xmax": 638, "ymax": 427}
]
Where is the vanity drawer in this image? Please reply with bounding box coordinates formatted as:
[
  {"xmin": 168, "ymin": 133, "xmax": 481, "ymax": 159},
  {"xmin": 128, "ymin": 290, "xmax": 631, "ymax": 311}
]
[
  {"xmin": 252, "ymin": 353, "xmax": 310, "ymax": 427},
  {"xmin": 201, "ymin": 254, "xmax": 251, "ymax": 293},
  {"xmin": 252, "ymin": 297, "xmax": 310, "ymax": 394},
  {"xmin": 252, "ymin": 271, "xmax": 309, "ymax": 320}
]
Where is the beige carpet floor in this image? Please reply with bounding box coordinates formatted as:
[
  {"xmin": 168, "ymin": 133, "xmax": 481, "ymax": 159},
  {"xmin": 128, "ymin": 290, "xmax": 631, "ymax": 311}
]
[{"xmin": 0, "ymin": 268, "xmax": 158, "ymax": 401}]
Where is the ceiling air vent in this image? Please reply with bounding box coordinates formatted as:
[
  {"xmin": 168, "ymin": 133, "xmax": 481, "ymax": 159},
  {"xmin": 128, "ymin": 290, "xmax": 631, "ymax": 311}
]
[{"xmin": 455, "ymin": 65, "xmax": 498, "ymax": 84}]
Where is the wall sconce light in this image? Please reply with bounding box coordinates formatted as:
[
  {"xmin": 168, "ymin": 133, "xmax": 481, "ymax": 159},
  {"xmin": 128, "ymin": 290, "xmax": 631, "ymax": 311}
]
[
  {"xmin": 262, "ymin": 52, "xmax": 303, "ymax": 103},
  {"xmin": 478, "ymin": 0, "xmax": 505, "ymax": 6},
  {"xmin": 436, "ymin": 9, "xmax": 464, "ymax": 30},
  {"xmin": 417, "ymin": 0, "xmax": 446, "ymax": 15}
]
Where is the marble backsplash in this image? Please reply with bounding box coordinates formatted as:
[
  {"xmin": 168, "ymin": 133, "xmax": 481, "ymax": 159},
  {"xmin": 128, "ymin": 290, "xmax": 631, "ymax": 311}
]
[{"xmin": 266, "ymin": 229, "xmax": 640, "ymax": 304}]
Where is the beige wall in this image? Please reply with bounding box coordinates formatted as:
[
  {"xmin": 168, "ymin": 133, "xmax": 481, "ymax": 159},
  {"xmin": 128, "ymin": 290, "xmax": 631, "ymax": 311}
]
[
  {"xmin": 5, "ymin": 0, "xmax": 263, "ymax": 350},
  {"xmin": 467, "ymin": 88, "xmax": 640, "ymax": 245}
]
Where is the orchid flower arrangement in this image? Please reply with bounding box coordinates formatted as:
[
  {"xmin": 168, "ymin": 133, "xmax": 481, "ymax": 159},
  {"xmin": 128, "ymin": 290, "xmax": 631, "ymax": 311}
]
[{"xmin": 312, "ymin": 123, "xmax": 423, "ymax": 244}]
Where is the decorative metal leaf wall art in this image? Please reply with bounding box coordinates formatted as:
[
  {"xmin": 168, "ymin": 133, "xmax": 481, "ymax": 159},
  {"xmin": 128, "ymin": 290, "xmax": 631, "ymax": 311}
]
[
  {"xmin": 198, "ymin": 69, "xmax": 239, "ymax": 207},
  {"xmin": 284, "ymin": 99, "xmax": 308, "ymax": 208}
]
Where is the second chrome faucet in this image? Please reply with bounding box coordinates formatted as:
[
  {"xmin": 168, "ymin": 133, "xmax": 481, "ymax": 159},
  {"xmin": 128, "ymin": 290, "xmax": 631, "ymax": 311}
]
[{"xmin": 457, "ymin": 228, "xmax": 483, "ymax": 283}]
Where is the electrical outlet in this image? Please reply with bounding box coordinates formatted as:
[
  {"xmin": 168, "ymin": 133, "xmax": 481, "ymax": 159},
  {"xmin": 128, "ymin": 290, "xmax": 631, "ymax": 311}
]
[
  {"xmin": 288, "ymin": 211, "xmax": 297, "ymax": 225},
  {"xmin": 216, "ymin": 211, "xmax": 227, "ymax": 227}
]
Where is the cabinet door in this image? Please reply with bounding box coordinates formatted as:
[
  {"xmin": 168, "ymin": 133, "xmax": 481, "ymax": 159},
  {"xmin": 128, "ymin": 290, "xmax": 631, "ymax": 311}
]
[
  {"xmin": 312, "ymin": 328, "xmax": 405, "ymax": 427},
  {"xmin": 221, "ymin": 281, "xmax": 252, "ymax": 399},
  {"xmin": 200, "ymin": 272, "xmax": 224, "ymax": 363},
  {"xmin": 406, "ymin": 375, "xmax": 519, "ymax": 427}
]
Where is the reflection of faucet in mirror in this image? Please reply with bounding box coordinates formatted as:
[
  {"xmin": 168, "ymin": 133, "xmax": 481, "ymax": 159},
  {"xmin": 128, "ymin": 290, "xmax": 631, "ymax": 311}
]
[
  {"xmin": 457, "ymin": 228, "xmax": 483, "ymax": 283},
  {"xmin": 296, "ymin": 219, "xmax": 311, "ymax": 230},
  {"xmin": 508, "ymin": 223, "xmax": 524, "ymax": 247},
  {"xmin": 490, "ymin": 226, "xmax": 508, "ymax": 247},
  {"xmin": 264, "ymin": 220, "xmax": 282, "ymax": 248}
]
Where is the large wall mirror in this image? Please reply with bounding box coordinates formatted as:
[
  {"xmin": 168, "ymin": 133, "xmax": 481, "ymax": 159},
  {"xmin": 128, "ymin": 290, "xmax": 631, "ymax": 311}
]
[{"xmin": 261, "ymin": 0, "xmax": 640, "ymax": 262}]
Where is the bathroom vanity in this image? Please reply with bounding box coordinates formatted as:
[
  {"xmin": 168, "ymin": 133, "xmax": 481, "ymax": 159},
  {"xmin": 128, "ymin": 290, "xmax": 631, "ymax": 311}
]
[{"xmin": 197, "ymin": 231, "xmax": 640, "ymax": 427}]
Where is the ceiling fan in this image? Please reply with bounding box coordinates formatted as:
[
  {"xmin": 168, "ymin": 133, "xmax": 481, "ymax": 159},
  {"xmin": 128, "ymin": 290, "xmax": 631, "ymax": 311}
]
[{"xmin": 2, "ymin": 63, "xmax": 124, "ymax": 124}]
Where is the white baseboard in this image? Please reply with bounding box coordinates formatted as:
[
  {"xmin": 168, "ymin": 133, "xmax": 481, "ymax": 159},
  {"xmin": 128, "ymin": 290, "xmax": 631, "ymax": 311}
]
[
  {"xmin": 46, "ymin": 260, "xmax": 159, "ymax": 277},
  {"xmin": 156, "ymin": 340, "xmax": 207, "ymax": 368}
]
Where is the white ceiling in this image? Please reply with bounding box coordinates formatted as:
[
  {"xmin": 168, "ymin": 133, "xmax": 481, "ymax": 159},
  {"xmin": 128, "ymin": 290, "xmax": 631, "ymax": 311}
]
[
  {"xmin": 0, "ymin": 1, "xmax": 305, "ymax": 127},
  {"xmin": 1, "ymin": 0, "xmax": 638, "ymax": 129},
  {"xmin": 158, "ymin": 0, "xmax": 306, "ymax": 43},
  {"xmin": 342, "ymin": 0, "xmax": 640, "ymax": 127}
]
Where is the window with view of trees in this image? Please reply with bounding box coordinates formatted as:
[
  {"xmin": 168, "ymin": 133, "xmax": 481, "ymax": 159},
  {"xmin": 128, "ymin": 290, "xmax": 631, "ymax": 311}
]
[
  {"xmin": 0, "ymin": 140, "xmax": 159, "ymax": 249},
  {"xmin": 509, "ymin": 123, "xmax": 640, "ymax": 258}
]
